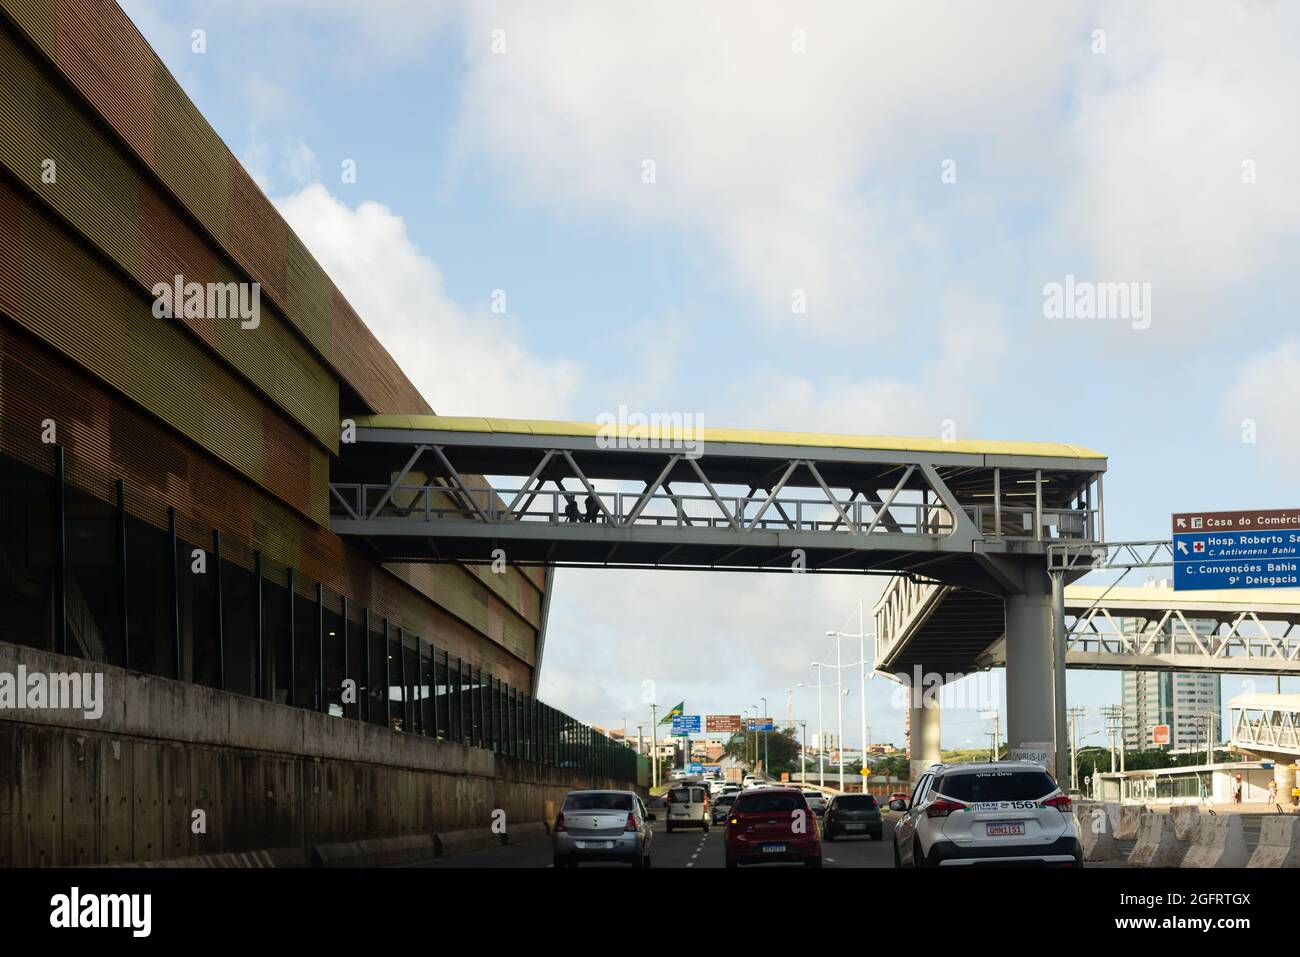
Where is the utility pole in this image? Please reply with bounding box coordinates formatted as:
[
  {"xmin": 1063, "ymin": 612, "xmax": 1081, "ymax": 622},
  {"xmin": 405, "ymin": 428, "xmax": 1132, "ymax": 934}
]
[
  {"xmin": 650, "ymin": 704, "xmax": 659, "ymax": 789},
  {"xmin": 1101, "ymin": 705, "xmax": 1123, "ymax": 776},
  {"xmin": 761, "ymin": 696, "xmax": 769, "ymax": 773},
  {"xmin": 1067, "ymin": 706, "xmax": 1087, "ymax": 792},
  {"xmin": 980, "ymin": 708, "xmax": 1000, "ymax": 762},
  {"xmin": 800, "ymin": 720, "xmax": 807, "ymax": 784}
]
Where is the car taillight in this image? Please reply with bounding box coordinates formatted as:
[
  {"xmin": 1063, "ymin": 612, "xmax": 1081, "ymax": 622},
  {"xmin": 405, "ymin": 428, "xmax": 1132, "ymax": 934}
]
[
  {"xmin": 1041, "ymin": 794, "xmax": 1072, "ymax": 811},
  {"xmin": 555, "ymin": 813, "xmax": 567, "ymax": 832},
  {"xmin": 926, "ymin": 798, "xmax": 965, "ymax": 818},
  {"xmin": 625, "ymin": 813, "xmax": 638, "ymax": 832}
]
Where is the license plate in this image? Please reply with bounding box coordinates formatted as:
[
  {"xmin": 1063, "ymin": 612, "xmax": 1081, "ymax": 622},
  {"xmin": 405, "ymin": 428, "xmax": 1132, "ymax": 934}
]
[
  {"xmin": 845, "ymin": 823, "xmax": 865, "ymax": 831},
  {"xmin": 762, "ymin": 844, "xmax": 787, "ymax": 854},
  {"xmin": 578, "ymin": 840, "xmax": 614, "ymax": 849},
  {"xmin": 985, "ymin": 822, "xmax": 1025, "ymax": 836}
]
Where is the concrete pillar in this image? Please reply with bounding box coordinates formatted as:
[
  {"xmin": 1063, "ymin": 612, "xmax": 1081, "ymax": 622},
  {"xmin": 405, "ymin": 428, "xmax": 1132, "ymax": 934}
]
[
  {"xmin": 1004, "ymin": 570, "xmax": 1055, "ymax": 766},
  {"xmin": 1276, "ymin": 763, "xmax": 1296, "ymax": 806},
  {"xmin": 909, "ymin": 686, "xmax": 942, "ymax": 783}
]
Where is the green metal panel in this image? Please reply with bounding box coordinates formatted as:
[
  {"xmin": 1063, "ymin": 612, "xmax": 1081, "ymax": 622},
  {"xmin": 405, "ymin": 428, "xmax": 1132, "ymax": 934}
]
[
  {"xmin": 15, "ymin": 192, "xmax": 327, "ymax": 525},
  {"xmin": 0, "ymin": 24, "xmax": 139, "ymax": 277},
  {"xmin": 152, "ymin": 63, "xmax": 227, "ymax": 246}
]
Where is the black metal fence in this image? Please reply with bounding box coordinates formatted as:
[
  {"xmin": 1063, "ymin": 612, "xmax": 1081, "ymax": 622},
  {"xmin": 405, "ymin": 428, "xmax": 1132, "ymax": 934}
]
[{"xmin": 0, "ymin": 436, "xmax": 637, "ymax": 782}]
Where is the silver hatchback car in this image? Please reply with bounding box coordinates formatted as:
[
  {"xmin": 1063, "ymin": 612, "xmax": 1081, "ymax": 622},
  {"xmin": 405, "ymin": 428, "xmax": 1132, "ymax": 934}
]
[{"xmin": 553, "ymin": 790, "xmax": 654, "ymax": 868}]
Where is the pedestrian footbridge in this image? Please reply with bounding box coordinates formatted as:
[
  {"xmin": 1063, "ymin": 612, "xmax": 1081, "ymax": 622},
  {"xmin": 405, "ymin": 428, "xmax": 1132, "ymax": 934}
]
[
  {"xmin": 329, "ymin": 415, "xmax": 1104, "ymax": 587},
  {"xmin": 876, "ymin": 576, "xmax": 1300, "ymax": 677},
  {"xmin": 1230, "ymin": 694, "xmax": 1300, "ymax": 757}
]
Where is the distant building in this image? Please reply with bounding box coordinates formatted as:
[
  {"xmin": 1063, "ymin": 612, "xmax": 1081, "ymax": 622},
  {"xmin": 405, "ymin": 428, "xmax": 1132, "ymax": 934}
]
[
  {"xmin": 810, "ymin": 733, "xmax": 840, "ymax": 753},
  {"xmin": 1122, "ymin": 670, "xmax": 1221, "ymax": 750}
]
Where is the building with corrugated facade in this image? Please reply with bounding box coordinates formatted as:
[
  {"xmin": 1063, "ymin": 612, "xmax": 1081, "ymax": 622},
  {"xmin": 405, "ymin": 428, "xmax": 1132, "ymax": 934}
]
[{"xmin": 0, "ymin": 0, "xmax": 551, "ymax": 717}]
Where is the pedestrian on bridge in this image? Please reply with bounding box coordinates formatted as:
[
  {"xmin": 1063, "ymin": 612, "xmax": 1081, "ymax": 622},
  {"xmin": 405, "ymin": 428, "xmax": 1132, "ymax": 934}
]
[
  {"xmin": 584, "ymin": 494, "xmax": 601, "ymax": 523},
  {"xmin": 564, "ymin": 495, "xmax": 581, "ymax": 523}
]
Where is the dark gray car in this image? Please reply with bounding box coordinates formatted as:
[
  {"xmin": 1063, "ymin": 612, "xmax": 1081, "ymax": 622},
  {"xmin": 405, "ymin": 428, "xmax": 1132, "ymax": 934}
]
[{"xmin": 824, "ymin": 793, "xmax": 883, "ymax": 841}]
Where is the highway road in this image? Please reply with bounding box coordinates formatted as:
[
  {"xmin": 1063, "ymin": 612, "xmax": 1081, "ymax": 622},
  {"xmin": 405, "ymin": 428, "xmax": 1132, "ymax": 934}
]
[{"xmin": 406, "ymin": 814, "xmax": 897, "ymax": 869}]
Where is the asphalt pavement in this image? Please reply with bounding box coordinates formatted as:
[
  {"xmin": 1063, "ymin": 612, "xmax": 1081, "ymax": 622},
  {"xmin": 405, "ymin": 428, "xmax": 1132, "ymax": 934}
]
[{"xmin": 405, "ymin": 814, "xmax": 897, "ymax": 869}]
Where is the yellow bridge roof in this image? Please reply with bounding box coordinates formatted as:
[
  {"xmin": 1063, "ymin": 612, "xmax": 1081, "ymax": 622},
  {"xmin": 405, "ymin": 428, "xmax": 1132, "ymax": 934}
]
[{"xmin": 351, "ymin": 415, "xmax": 1106, "ymax": 460}]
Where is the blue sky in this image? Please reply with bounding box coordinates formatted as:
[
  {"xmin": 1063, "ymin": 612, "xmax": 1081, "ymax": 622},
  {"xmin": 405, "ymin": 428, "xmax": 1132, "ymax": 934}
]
[{"xmin": 122, "ymin": 1, "xmax": 1300, "ymax": 752}]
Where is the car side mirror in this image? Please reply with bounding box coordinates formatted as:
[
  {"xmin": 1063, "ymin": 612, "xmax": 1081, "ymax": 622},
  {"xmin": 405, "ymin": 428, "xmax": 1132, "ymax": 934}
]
[
  {"xmin": 647, "ymin": 813, "xmax": 657, "ymax": 821},
  {"xmin": 888, "ymin": 799, "xmax": 907, "ymax": 812}
]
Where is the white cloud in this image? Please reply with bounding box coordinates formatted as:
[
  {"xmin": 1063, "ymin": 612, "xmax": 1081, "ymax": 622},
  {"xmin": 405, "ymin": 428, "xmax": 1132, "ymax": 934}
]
[
  {"xmin": 726, "ymin": 291, "xmax": 1007, "ymax": 438},
  {"xmin": 1221, "ymin": 339, "xmax": 1300, "ymax": 477},
  {"xmin": 1057, "ymin": 2, "xmax": 1300, "ymax": 335},
  {"xmin": 275, "ymin": 183, "xmax": 581, "ymax": 416},
  {"xmin": 452, "ymin": 0, "xmax": 1083, "ymax": 334},
  {"xmin": 539, "ymin": 566, "xmax": 891, "ymax": 734}
]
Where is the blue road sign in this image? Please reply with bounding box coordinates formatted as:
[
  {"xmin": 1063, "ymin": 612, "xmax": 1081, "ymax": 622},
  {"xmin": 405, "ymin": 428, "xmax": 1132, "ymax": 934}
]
[
  {"xmin": 1173, "ymin": 509, "xmax": 1300, "ymax": 591},
  {"xmin": 1174, "ymin": 530, "xmax": 1300, "ymax": 562},
  {"xmin": 746, "ymin": 720, "xmax": 775, "ymax": 732},
  {"xmin": 1173, "ymin": 558, "xmax": 1300, "ymax": 591},
  {"xmin": 671, "ymin": 714, "xmax": 701, "ymax": 735},
  {"xmin": 688, "ymin": 763, "xmax": 704, "ymax": 774}
]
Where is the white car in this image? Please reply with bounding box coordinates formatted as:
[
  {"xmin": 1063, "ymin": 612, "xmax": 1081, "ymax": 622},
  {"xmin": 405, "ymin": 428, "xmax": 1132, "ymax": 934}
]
[
  {"xmin": 665, "ymin": 785, "xmax": 710, "ymax": 832},
  {"xmin": 890, "ymin": 762, "xmax": 1081, "ymax": 867},
  {"xmin": 801, "ymin": 789, "xmax": 828, "ymax": 816}
]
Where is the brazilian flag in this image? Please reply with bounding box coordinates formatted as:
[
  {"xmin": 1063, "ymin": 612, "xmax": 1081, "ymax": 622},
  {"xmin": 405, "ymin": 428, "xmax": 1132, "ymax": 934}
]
[{"xmin": 660, "ymin": 702, "xmax": 684, "ymax": 724}]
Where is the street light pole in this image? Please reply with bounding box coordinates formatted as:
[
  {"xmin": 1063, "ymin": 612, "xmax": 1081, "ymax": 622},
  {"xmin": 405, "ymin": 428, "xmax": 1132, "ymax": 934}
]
[
  {"xmin": 650, "ymin": 703, "xmax": 659, "ymax": 789},
  {"xmin": 836, "ymin": 638, "xmax": 844, "ymax": 791},
  {"xmin": 761, "ymin": 696, "xmax": 769, "ymax": 774},
  {"xmin": 800, "ymin": 719, "xmax": 807, "ymax": 784}
]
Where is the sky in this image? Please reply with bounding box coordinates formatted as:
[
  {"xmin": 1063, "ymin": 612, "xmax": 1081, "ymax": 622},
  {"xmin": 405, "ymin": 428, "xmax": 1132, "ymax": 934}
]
[{"xmin": 121, "ymin": 0, "xmax": 1300, "ymax": 753}]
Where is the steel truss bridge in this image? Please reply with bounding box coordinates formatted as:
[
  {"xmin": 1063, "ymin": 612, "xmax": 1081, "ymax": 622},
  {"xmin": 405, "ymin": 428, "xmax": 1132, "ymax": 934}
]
[
  {"xmin": 330, "ymin": 416, "xmax": 1105, "ymax": 590},
  {"xmin": 1230, "ymin": 694, "xmax": 1300, "ymax": 757},
  {"xmin": 876, "ymin": 570, "xmax": 1300, "ymax": 677}
]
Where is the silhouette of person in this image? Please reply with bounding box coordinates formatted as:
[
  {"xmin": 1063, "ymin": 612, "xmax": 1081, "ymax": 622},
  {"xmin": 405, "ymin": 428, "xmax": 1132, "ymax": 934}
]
[
  {"xmin": 584, "ymin": 494, "xmax": 601, "ymax": 524},
  {"xmin": 563, "ymin": 495, "xmax": 580, "ymax": 523}
]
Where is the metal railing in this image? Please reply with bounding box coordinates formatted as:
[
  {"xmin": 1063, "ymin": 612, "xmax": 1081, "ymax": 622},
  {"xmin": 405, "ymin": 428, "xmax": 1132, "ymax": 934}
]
[{"xmin": 332, "ymin": 482, "xmax": 1098, "ymax": 542}]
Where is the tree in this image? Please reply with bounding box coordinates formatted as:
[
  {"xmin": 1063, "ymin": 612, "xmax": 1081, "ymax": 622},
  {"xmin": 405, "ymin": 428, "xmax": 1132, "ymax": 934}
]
[{"xmin": 722, "ymin": 727, "xmax": 803, "ymax": 775}]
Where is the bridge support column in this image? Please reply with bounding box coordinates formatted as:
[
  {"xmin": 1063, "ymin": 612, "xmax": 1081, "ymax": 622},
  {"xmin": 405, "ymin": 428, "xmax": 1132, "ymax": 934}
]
[
  {"xmin": 909, "ymin": 687, "xmax": 941, "ymax": 784},
  {"xmin": 1276, "ymin": 762, "xmax": 1297, "ymax": 807},
  {"xmin": 1004, "ymin": 572, "xmax": 1055, "ymax": 770}
]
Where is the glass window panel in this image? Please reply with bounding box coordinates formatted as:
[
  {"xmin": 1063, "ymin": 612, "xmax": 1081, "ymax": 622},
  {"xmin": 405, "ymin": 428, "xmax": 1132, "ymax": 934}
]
[
  {"xmin": 64, "ymin": 485, "xmax": 119, "ymax": 665},
  {"xmin": 125, "ymin": 515, "xmax": 173, "ymax": 679},
  {"xmin": 220, "ymin": 556, "xmax": 257, "ymax": 697},
  {"xmin": 293, "ymin": 587, "xmax": 318, "ymax": 711},
  {"xmin": 322, "ymin": 590, "xmax": 344, "ymax": 718}
]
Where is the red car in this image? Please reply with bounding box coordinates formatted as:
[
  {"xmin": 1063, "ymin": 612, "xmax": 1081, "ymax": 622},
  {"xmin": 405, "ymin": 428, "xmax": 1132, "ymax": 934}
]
[{"xmin": 724, "ymin": 787, "xmax": 822, "ymax": 868}]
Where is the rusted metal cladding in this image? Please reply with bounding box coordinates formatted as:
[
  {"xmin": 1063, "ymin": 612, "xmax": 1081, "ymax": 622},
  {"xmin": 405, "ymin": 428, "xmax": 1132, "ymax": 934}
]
[
  {"xmin": 0, "ymin": 0, "xmax": 546, "ymax": 684},
  {"xmin": 0, "ymin": 176, "xmax": 328, "ymax": 525},
  {"xmin": 0, "ymin": 19, "xmax": 339, "ymax": 453},
  {"xmin": 0, "ymin": 324, "xmax": 536, "ymax": 688},
  {"xmin": 1, "ymin": 0, "xmax": 431, "ymax": 417}
]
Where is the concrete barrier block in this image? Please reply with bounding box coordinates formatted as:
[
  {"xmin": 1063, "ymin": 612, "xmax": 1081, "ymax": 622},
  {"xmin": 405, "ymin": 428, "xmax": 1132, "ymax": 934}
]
[
  {"xmin": 1114, "ymin": 804, "xmax": 1142, "ymax": 841},
  {"xmin": 1073, "ymin": 804, "xmax": 1119, "ymax": 862},
  {"xmin": 505, "ymin": 821, "xmax": 549, "ymax": 845},
  {"xmin": 1248, "ymin": 816, "xmax": 1300, "ymax": 868},
  {"xmin": 435, "ymin": 827, "xmax": 503, "ymax": 857},
  {"xmin": 1181, "ymin": 814, "xmax": 1247, "ymax": 868},
  {"xmin": 1128, "ymin": 813, "xmax": 1183, "ymax": 867},
  {"xmin": 1172, "ymin": 806, "xmax": 1203, "ymax": 842},
  {"xmin": 107, "ymin": 847, "xmax": 309, "ymax": 868},
  {"xmin": 312, "ymin": 835, "xmax": 437, "ymax": 868}
]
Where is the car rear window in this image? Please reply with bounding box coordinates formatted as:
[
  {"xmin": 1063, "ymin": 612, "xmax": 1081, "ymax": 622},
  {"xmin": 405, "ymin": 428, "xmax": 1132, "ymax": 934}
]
[
  {"xmin": 835, "ymin": 795, "xmax": 877, "ymax": 810},
  {"xmin": 715, "ymin": 794, "xmax": 736, "ymax": 806},
  {"xmin": 563, "ymin": 792, "xmax": 633, "ymax": 811},
  {"xmin": 733, "ymin": 792, "xmax": 803, "ymax": 814},
  {"xmin": 935, "ymin": 770, "xmax": 1056, "ymax": 803}
]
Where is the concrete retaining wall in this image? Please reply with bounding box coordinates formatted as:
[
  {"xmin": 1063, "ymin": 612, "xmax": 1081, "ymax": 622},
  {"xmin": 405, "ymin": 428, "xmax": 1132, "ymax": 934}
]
[{"xmin": 0, "ymin": 641, "xmax": 636, "ymax": 866}]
